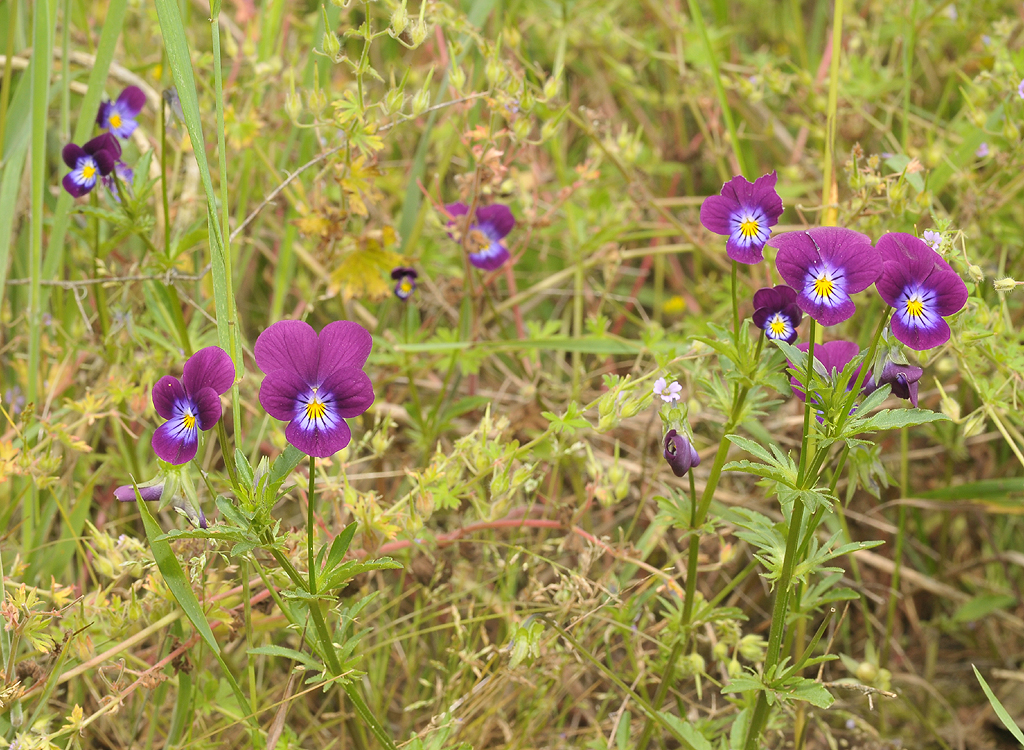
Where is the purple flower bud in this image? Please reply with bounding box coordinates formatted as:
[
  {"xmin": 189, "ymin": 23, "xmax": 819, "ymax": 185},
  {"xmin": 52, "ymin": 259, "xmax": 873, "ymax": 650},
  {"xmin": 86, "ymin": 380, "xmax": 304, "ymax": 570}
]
[
  {"xmin": 864, "ymin": 360, "xmax": 923, "ymax": 407},
  {"xmin": 663, "ymin": 429, "xmax": 700, "ymax": 477}
]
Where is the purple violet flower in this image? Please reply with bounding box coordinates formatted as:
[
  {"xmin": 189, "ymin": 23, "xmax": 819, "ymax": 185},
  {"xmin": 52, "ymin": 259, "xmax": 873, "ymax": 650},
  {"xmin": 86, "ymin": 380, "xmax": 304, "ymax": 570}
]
[
  {"xmin": 790, "ymin": 340, "xmax": 863, "ymax": 403},
  {"xmin": 445, "ymin": 202, "xmax": 515, "ymax": 271},
  {"xmin": 751, "ymin": 285, "xmax": 802, "ymax": 344},
  {"xmin": 864, "ymin": 360, "xmax": 924, "ymax": 407},
  {"xmin": 114, "ymin": 480, "xmax": 207, "ymax": 528},
  {"xmin": 391, "ymin": 267, "xmax": 418, "ymax": 300},
  {"xmin": 255, "ymin": 320, "xmax": 375, "ymax": 457},
  {"xmin": 663, "ymin": 429, "xmax": 700, "ymax": 477},
  {"xmin": 152, "ymin": 347, "xmax": 235, "ymax": 465},
  {"xmin": 976, "ymin": 142, "xmax": 989, "ymax": 158},
  {"xmin": 770, "ymin": 227, "xmax": 880, "ymax": 326},
  {"xmin": 699, "ymin": 172, "xmax": 784, "ymax": 265},
  {"xmin": 61, "ymin": 133, "xmax": 121, "ymax": 198},
  {"xmin": 97, "ymin": 86, "xmax": 147, "ymax": 139},
  {"xmin": 875, "ymin": 233, "xmax": 969, "ymax": 351}
]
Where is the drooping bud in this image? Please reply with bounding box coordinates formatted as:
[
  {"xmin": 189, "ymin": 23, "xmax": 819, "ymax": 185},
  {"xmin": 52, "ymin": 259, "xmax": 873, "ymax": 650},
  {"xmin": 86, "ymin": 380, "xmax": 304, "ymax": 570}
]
[{"xmin": 663, "ymin": 429, "xmax": 700, "ymax": 478}]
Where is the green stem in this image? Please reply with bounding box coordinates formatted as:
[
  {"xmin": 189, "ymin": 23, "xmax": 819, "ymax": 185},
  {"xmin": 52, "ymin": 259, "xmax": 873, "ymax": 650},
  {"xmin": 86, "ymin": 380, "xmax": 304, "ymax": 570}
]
[
  {"xmin": 731, "ymin": 261, "xmax": 740, "ymax": 337},
  {"xmin": 797, "ymin": 320, "xmax": 817, "ymax": 484},
  {"xmin": 883, "ymin": 427, "xmax": 910, "ymax": 667},
  {"xmin": 308, "ymin": 454, "xmax": 317, "ymax": 595},
  {"xmin": 681, "ymin": 470, "xmax": 700, "ymax": 625},
  {"xmin": 161, "ymin": 89, "xmax": 172, "ymax": 257}
]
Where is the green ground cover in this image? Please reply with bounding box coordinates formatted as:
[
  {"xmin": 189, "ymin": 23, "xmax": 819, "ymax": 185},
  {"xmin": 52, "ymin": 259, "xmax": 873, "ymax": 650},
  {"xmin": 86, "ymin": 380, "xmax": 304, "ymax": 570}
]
[{"xmin": 1, "ymin": 0, "xmax": 1024, "ymax": 747}]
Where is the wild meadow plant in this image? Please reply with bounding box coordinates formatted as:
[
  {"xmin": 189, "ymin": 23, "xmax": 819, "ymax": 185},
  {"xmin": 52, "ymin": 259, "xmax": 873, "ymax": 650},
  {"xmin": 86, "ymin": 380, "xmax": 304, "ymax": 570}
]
[{"xmin": 3, "ymin": 0, "xmax": 1024, "ymax": 748}]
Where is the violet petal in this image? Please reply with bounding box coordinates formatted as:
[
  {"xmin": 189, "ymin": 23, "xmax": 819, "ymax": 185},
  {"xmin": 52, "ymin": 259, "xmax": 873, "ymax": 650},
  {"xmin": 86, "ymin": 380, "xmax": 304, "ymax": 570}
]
[
  {"xmin": 182, "ymin": 346, "xmax": 235, "ymax": 396},
  {"xmin": 259, "ymin": 368, "xmax": 308, "ymax": 421},
  {"xmin": 62, "ymin": 143, "xmax": 86, "ymax": 169},
  {"xmin": 117, "ymin": 85, "xmax": 147, "ymax": 117},
  {"xmin": 192, "ymin": 387, "xmax": 223, "ymax": 431},
  {"xmin": 317, "ymin": 321, "xmax": 373, "ymax": 379},
  {"xmin": 62, "ymin": 173, "xmax": 90, "ymax": 198},
  {"xmin": 285, "ymin": 412, "xmax": 352, "ymax": 458},
  {"xmin": 152, "ymin": 418, "xmax": 198, "ymax": 465},
  {"xmin": 114, "ymin": 483, "xmax": 164, "ymax": 502},
  {"xmin": 318, "ymin": 365, "xmax": 375, "ymax": 418},
  {"xmin": 152, "ymin": 376, "xmax": 186, "ymax": 420},
  {"xmin": 254, "ymin": 319, "xmax": 320, "ymax": 382},
  {"xmin": 475, "ymin": 204, "xmax": 515, "ymax": 239}
]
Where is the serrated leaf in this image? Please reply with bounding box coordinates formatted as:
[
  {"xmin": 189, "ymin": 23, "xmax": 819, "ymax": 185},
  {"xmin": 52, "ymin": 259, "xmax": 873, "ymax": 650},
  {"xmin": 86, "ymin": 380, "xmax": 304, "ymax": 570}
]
[
  {"xmin": 782, "ymin": 677, "xmax": 835, "ymax": 708},
  {"xmin": 325, "ymin": 523, "xmax": 358, "ymax": 574},
  {"xmin": 249, "ymin": 645, "xmax": 325, "ymax": 674},
  {"xmin": 656, "ymin": 713, "xmax": 714, "ymax": 750}
]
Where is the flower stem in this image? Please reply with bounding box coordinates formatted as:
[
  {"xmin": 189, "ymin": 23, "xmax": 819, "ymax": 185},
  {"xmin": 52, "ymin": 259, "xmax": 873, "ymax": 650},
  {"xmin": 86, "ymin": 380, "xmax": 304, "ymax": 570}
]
[
  {"xmin": 308, "ymin": 454, "xmax": 317, "ymax": 595},
  {"xmin": 731, "ymin": 260, "xmax": 740, "ymax": 338},
  {"xmin": 681, "ymin": 469, "xmax": 701, "ymax": 625},
  {"xmin": 883, "ymin": 427, "xmax": 910, "ymax": 667},
  {"xmin": 797, "ymin": 319, "xmax": 817, "ymax": 484},
  {"xmin": 821, "ymin": 0, "xmax": 845, "ymax": 226}
]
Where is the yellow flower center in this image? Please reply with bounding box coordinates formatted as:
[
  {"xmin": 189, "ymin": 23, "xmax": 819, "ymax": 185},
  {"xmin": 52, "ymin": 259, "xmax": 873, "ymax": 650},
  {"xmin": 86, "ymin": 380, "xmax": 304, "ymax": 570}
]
[
  {"xmin": 813, "ymin": 274, "xmax": 834, "ymax": 299},
  {"xmin": 400, "ymin": 280, "xmax": 413, "ymax": 294},
  {"xmin": 739, "ymin": 217, "xmax": 761, "ymax": 238},
  {"xmin": 109, "ymin": 112, "xmax": 122, "ymax": 129},
  {"xmin": 467, "ymin": 228, "xmax": 491, "ymax": 253},
  {"xmin": 769, "ymin": 315, "xmax": 787, "ymax": 337},
  {"xmin": 182, "ymin": 413, "xmax": 196, "ymax": 430},
  {"xmin": 305, "ymin": 397, "xmax": 327, "ymax": 421},
  {"xmin": 905, "ymin": 297, "xmax": 924, "ymax": 318},
  {"xmin": 81, "ymin": 163, "xmax": 96, "ymax": 180}
]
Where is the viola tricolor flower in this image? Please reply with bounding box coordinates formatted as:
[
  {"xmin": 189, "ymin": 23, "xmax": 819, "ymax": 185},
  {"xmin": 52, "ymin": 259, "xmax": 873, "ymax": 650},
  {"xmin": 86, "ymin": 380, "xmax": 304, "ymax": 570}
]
[
  {"xmin": 663, "ymin": 429, "xmax": 700, "ymax": 477},
  {"xmin": 653, "ymin": 377, "xmax": 682, "ymax": 403},
  {"xmin": 751, "ymin": 285, "xmax": 802, "ymax": 344},
  {"xmin": 865, "ymin": 360, "xmax": 924, "ymax": 407},
  {"xmin": 699, "ymin": 172, "xmax": 784, "ymax": 265},
  {"xmin": 391, "ymin": 267, "xmax": 418, "ymax": 300},
  {"xmin": 61, "ymin": 133, "xmax": 121, "ymax": 198},
  {"xmin": 875, "ymin": 233, "xmax": 969, "ymax": 350},
  {"xmin": 445, "ymin": 202, "xmax": 515, "ymax": 271},
  {"xmin": 97, "ymin": 86, "xmax": 147, "ymax": 139},
  {"xmin": 152, "ymin": 347, "xmax": 235, "ymax": 465},
  {"xmin": 256, "ymin": 320, "xmax": 375, "ymax": 457},
  {"xmin": 789, "ymin": 340, "xmax": 862, "ymax": 402},
  {"xmin": 770, "ymin": 227, "xmax": 880, "ymax": 326}
]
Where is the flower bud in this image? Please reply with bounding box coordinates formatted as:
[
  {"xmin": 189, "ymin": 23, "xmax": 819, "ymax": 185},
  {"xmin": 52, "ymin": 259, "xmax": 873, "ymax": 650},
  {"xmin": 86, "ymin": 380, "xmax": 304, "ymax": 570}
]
[
  {"xmin": 384, "ymin": 88, "xmax": 405, "ymax": 115},
  {"xmin": 512, "ymin": 117, "xmax": 532, "ymax": 141},
  {"xmin": 410, "ymin": 21, "xmax": 428, "ymax": 47},
  {"xmin": 411, "ymin": 86, "xmax": 431, "ymax": 116},
  {"xmin": 728, "ymin": 659, "xmax": 743, "ymax": 677},
  {"xmin": 994, "ymin": 276, "xmax": 1017, "ymax": 292},
  {"xmin": 1004, "ymin": 119, "xmax": 1020, "ymax": 141},
  {"xmin": 485, "ymin": 57, "xmax": 505, "ymax": 87},
  {"xmin": 323, "ymin": 29, "xmax": 341, "ymax": 60},
  {"xmin": 962, "ymin": 410, "xmax": 987, "ymax": 438},
  {"xmin": 540, "ymin": 118, "xmax": 561, "ymax": 142},
  {"xmin": 712, "ymin": 642, "xmax": 729, "ymax": 661},
  {"xmin": 308, "ymin": 87, "xmax": 328, "ymax": 117},
  {"xmin": 390, "ymin": 3, "xmax": 408, "ymax": 36},
  {"xmin": 285, "ymin": 90, "xmax": 302, "ymax": 121},
  {"xmin": 968, "ymin": 264, "xmax": 985, "ymax": 283},
  {"xmin": 855, "ymin": 661, "xmax": 878, "ymax": 683},
  {"xmin": 686, "ymin": 652, "xmax": 705, "ymax": 674},
  {"xmin": 738, "ymin": 634, "xmax": 766, "ymax": 662},
  {"xmin": 663, "ymin": 429, "xmax": 700, "ymax": 478},
  {"xmin": 543, "ymin": 76, "xmax": 559, "ymax": 100},
  {"xmin": 449, "ymin": 63, "xmax": 467, "ymax": 93}
]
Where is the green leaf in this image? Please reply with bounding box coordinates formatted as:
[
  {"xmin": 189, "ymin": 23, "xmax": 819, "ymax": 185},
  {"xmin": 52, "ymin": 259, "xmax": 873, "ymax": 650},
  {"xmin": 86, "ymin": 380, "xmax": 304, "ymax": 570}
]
[
  {"xmin": 234, "ymin": 449, "xmax": 254, "ymax": 489},
  {"xmin": 973, "ymin": 665, "xmax": 1024, "ymax": 746},
  {"xmin": 656, "ymin": 713, "xmax": 714, "ymax": 750},
  {"xmin": 271, "ymin": 445, "xmax": 306, "ymax": 486},
  {"xmin": 136, "ymin": 493, "xmax": 257, "ymax": 731},
  {"xmin": 249, "ymin": 645, "xmax": 325, "ymax": 674},
  {"xmin": 953, "ymin": 594, "xmax": 1019, "ymax": 623},
  {"xmin": 325, "ymin": 523, "xmax": 358, "ymax": 573},
  {"xmin": 841, "ymin": 407, "xmax": 948, "ymax": 438},
  {"xmin": 782, "ymin": 676, "xmax": 835, "ymax": 708}
]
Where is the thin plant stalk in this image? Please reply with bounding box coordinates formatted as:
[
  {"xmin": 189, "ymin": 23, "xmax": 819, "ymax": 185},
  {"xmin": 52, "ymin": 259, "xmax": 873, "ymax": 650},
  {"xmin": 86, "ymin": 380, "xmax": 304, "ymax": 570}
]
[
  {"xmin": 883, "ymin": 427, "xmax": 910, "ymax": 666},
  {"xmin": 308, "ymin": 454, "xmax": 317, "ymax": 595},
  {"xmin": 820, "ymin": 0, "xmax": 845, "ymax": 226},
  {"xmin": 731, "ymin": 260, "xmax": 740, "ymax": 336}
]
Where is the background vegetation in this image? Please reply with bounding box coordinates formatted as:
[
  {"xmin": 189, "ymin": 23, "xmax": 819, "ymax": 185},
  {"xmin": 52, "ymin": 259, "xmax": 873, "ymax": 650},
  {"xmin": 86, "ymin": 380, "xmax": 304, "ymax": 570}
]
[{"xmin": 1, "ymin": 0, "xmax": 1023, "ymax": 747}]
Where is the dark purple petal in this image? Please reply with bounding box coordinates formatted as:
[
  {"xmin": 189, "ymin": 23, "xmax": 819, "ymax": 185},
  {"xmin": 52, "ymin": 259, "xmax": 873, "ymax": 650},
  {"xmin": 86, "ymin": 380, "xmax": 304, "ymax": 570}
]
[
  {"xmin": 391, "ymin": 266, "xmax": 417, "ymax": 280},
  {"xmin": 725, "ymin": 236, "xmax": 766, "ymax": 265},
  {"xmin": 152, "ymin": 418, "xmax": 198, "ymax": 465},
  {"xmin": 254, "ymin": 319, "xmax": 320, "ymax": 382},
  {"xmin": 182, "ymin": 346, "xmax": 235, "ymax": 396},
  {"xmin": 62, "ymin": 143, "xmax": 86, "ymax": 169},
  {"xmin": 192, "ymin": 387, "xmax": 223, "ymax": 431},
  {"xmin": 62, "ymin": 173, "xmax": 91, "ymax": 197},
  {"xmin": 84, "ymin": 133, "xmax": 122, "ymax": 161},
  {"xmin": 92, "ymin": 150, "xmax": 117, "ymax": 176},
  {"xmin": 96, "ymin": 102, "xmax": 111, "ymax": 128},
  {"xmin": 877, "ymin": 232, "xmax": 955, "ymax": 274},
  {"xmin": 259, "ymin": 368, "xmax": 308, "ymax": 421},
  {"xmin": 152, "ymin": 376, "xmax": 186, "ymax": 420},
  {"xmin": 116, "ymin": 86, "xmax": 147, "ymax": 117},
  {"xmin": 877, "ymin": 361, "xmax": 923, "ymax": 406},
  {"xmin": 890, "ymin": 313, "xmax": 951, "ymax": 351},
  {"xmin": 445, "ymin": 202, "xmax": 469, "ymax": 219},
  {"xmin": 285, "ymin": 415, "xmax": 352, "ymax": 458},
  {"xmin": 928, "ymin": 269, "xmax": 969, "ymax": 317},
  {"xmin": 319, "ymin": 366, "xmax": 375, "ymax": 418},
  {"xmin": 475, "ymin": 204, "xmax": 515, "ymax": 239},
  {"xmin": 752, "ymin": 285, "xmax": 797, "ymax": 312},
  {"xmin": 746, "ymin": 172, "xmax": 784, "ymax": 222},
  {"xmin": 698, "ymin": 191, "xmax": 738, "ymax": 236},
  {"xmin": 317, "ymin": 321, "xmax": 373, "ymax": 379},
  {"xmin": 771, "ymin": 232, "xmax": 822, "ymax": 288},
  {"xmin": 114, "ymin": 483, "xmax": 164, "ymax": 502},
  {"xmin": 798, "ymin": 294, "xmax": 856, "ymax": 327},
  {"xmin": 791, "ymin": 341, "xmax": 862, "ymax": 400},
  {"xmin": 663, "ymin": 429, "xmax": 700, "ymax": 477},
  {"xmin": 812, "ymin": 227, "xmax": 879, "ymax": 294},
  {"xmin": 468, "ymin": 242, "xmax": 510, "ymax": 271}
]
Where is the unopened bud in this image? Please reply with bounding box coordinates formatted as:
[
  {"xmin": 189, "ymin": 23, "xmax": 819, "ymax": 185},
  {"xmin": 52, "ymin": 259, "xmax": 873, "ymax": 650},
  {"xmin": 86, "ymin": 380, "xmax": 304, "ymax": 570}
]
[
  {"xmin": 687, "ymin": 653, "xmax": 705, "ymax": 674},
  {"xmin": 449, "ymin": 64, "xmax": 466, "ymax": 93},
  {"xmin": 994, "ymin": 276, "xmax": 1017, "ymax": 292},
  {"xmin": 967, "ymin": 264, "xmax": 984, "ymax": 283},
  {"xmin": 512, "ymin": 117, "xmax": 531, "ymax": 141},
  {"xmin": 712, "ymin": 642, "xmax": 729, "ymax": 661},
  {"xmin": 540, "ymin": 118, "xmax": 561, "ymax": 142},
  {"xmin": 285, "ymin": 91, "xmax": 302, "ymax": 121},
  {"xmin": 727, "ymin": 658, "xmax": 743, "ymax": 677},
  {"xmin": 962, "ymin": 410, "xmax": 987, "ymax": 438},
  {"xmin": 308, "ymin": 87, "xmax": 328, "ymax": 116},
  {"xmin": 411, "ymin": 87, "xmax": 431, "ymax": 116},
  {"xmin": 855, "ymin": 661, "xmax": 878, "ymax": 683},
  {"xmin": 390, "ymin": 3, "xmax": 408, "ymax": 36},
  {"xmin": 410, "ymin": 21, "xmax": 428, "ymax": 47},
  {"xmin": 384, "ymin": 88, "xmax": 404, "ymax": 115},
  {"xmin": 1004, "ymin": 120, "xmax": 1020, "ymax": 141},
  {"xmin": 323, "ymin": 29, "xmax": 341, "ymax": 59},
  {"xmin": 543, "ymin": 76, "xmax": 559, "ymax": 100},
  {"xmin": 485, "ymin": 57, "xmax": 504, "ymax": 87},
  {"xmin": 738, "ymin": 634, "xmax": 766, "ymax": 662}
]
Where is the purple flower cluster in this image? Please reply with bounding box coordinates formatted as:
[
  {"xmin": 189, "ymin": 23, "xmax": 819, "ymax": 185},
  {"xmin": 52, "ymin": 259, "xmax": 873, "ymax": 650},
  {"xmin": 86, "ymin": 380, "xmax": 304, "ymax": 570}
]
[{"xmin": 62, "ymin": 86, "xmax": 145, "ymax": 199}]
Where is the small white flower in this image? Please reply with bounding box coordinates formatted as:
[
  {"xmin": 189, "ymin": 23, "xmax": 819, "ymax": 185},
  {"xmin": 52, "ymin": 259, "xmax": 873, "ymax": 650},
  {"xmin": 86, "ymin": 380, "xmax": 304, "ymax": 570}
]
[
  {"xmin": 653, "ymin": 377, "xmax": 682, "ymax": 403},
  {"xmin": 922, "ymin": 229, "xmax": 942, "ymax": 250}
]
